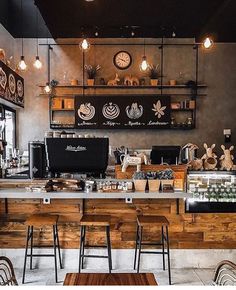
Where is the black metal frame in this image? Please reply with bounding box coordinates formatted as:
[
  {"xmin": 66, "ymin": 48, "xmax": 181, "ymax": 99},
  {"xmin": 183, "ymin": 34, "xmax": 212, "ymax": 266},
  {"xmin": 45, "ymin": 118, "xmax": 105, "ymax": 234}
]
[
  {"xmin": 134, "ymin": 223, "xmax": 171, "ymax": 285},
  {"xmin": 22, "ymin": 224, "xmax": 63, "ymax": 284},
  {"xmin": 78, "ymin": 225, "xmax": 112, "ymax": 273},
  {"xmin": 45, "ymin": 40, "xmax": 202, "ymax": 131}
]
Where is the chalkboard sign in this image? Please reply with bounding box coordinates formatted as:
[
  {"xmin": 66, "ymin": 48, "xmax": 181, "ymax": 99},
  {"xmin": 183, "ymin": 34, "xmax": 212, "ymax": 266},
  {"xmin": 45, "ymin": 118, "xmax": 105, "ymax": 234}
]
[
  {"xmin": 75, "ymin": 95, "xmax": 170, "ymax": 129},
  {"xmin": 0, "ymin": 60, "xmax": 24, "ymax": 107}
]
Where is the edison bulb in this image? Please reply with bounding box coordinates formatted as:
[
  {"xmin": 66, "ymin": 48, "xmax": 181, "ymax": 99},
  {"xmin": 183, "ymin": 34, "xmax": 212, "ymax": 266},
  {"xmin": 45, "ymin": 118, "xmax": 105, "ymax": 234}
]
[
  {"xmin": 80, "ymin": 39, "xmax": 90, "ymax": 51},
  {"xmin": 33, "ymin": 56, "xmax": 42, "ymax": 69},
  {"xmin": 44, "ymin": 83, "xmax": 51, "ymax": 94},
  {"xmin": 140, "ymin": 56, "xmax": 148, "ymax": 72},
  {"xmin": 203, "ymin": 37, "xmax": 213, "ymax": 49},
  {"xmin": 18, "ymin": 56, "xmax": 27, "ymax": 71}
]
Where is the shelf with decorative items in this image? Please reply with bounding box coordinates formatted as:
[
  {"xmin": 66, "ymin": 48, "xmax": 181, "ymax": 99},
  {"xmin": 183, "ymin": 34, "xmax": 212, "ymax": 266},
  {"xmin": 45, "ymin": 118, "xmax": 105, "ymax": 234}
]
[{"xmin": 40, "ymin": 40, "xmax": 207, "ymax": 130}]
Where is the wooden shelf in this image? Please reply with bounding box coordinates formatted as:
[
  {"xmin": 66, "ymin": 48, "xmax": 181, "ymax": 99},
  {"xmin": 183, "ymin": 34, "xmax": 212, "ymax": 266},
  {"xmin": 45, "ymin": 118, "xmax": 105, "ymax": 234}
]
[
  {"xmin": 39, "ymin": 84, "xmax": 207, "ymax": 89},
  {"xmin": 171, "ymin": 108, "xmax": 194, "ymax": 112},
  {"xmin": 170, "ymin": 126, "xmax": 195, "ymax": 130},
  {"xmin": 51, "ymin": 108, "xmax": 75, "ymax": 111}
]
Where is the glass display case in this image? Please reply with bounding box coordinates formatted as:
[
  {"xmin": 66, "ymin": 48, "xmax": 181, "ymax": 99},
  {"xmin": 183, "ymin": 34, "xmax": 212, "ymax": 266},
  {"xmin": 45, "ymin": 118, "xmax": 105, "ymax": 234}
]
[{"xmin": 186, "ymin": 171, "xmax": 236, "ymax": 213}]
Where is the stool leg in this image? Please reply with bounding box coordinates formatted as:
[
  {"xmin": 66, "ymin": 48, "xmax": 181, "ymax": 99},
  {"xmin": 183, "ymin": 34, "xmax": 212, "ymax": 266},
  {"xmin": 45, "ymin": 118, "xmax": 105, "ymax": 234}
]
[
  {"xmin": 22, "ymin": 226, "xmax": 30, "ymax": 284},
  {"xmin": 133, "ymin": 225, "xmax": 139, "ymax": 270},
  {"xmin": 78, "ymin": 225, "xmax": 84, "ymax": 273},
  {"xmin": 165, "ymin": 225, "xmax": 171, "ymax": 285},
  {"xmin": 137, "ymin": 226, "xmax": 143, "ymax": 273},
  {"xmin": 161, "ymin": 225, "xmax": 166, "ymax": 271},
  {"xmin": 30, "ymin": 226, "xmax": 33, "ymax": 270},
  {"xmin": 55, "ymin": 224, "xmax": 63, "ymax": 269},
  {"xmin": 81, "ymin": 225, "xmax": 86, "ymax": 269},
  {"xmin": 106, "ymin": 226, "xmax": 112, "ymax": 273},
  {"xmin": 53, "ymin": 225, "xmax": 58, "ymax": 283}
]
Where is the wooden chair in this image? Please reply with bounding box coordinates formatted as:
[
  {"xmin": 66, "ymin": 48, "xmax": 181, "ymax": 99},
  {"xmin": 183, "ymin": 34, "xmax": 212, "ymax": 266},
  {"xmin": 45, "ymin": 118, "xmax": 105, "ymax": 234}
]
[
  {"xmin": 0, "ymin": 256, "xmax": 18, "ymax": 286},
  {"xmin": 212, "ymin": 260, "xmax": 236, "ymax": 286}
]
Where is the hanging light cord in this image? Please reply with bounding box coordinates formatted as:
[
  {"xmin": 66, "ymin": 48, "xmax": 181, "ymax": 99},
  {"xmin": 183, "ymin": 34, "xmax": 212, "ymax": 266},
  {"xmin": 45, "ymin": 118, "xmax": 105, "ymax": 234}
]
[
  {"xmin": 21, "ymin": 0, "xmax": 24, "ymax": 56},
  {"xmin": 36, "ymin": 6, "xmax": 39, "ymax": 56}
]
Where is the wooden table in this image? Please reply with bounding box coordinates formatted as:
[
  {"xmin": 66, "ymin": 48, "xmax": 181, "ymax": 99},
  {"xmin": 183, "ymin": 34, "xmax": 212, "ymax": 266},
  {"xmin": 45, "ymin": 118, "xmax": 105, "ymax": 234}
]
[{"xmin": 63, "ymin": 273, "xmax": 158, "ymax": 286}]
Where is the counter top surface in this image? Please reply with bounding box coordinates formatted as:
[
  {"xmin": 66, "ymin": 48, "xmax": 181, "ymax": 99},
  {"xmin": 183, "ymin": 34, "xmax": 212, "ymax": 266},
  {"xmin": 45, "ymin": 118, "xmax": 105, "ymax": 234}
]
[{"xmin": 0, "ymin": 188, "xmax": 191, "ymax": 199}]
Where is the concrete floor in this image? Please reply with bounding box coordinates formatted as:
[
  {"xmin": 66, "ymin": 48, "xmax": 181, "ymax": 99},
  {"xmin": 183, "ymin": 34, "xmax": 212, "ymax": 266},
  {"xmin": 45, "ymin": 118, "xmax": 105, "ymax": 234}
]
[{"xmin": 15, "ymin": 267, "xmax": 215, "ymax": 286}]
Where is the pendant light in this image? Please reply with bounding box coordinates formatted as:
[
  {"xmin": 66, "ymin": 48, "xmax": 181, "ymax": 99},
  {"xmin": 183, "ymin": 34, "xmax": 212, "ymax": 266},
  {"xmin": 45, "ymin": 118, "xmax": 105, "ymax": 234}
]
[
  {"xmin": 18, "ymin": 0, "xmax": 27, "ymax": 71},
  {"xmin": 140, "ymin": 39, "xmax": 149, "ymax": 72},
  {"xmin": 203, "ymin": 36, "xmax": 214, "ymax": 49},
  {"xmin": 44, "ymin": 82, "xmax": 51, "ymax": 94},
  {"xmin": 33, "ymin": 7, "xmax": 42, "ymax": 69},
  {"xmin": 79, "ymin": 38, "xmax": 90, "ymax": 51}
]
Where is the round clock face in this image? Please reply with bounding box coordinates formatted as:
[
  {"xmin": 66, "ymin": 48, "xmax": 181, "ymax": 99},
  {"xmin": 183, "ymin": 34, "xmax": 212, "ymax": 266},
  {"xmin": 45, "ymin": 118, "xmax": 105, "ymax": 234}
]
[{"xmin": 113, "ymin": 51, "xmax": 132, "ymax": 70}]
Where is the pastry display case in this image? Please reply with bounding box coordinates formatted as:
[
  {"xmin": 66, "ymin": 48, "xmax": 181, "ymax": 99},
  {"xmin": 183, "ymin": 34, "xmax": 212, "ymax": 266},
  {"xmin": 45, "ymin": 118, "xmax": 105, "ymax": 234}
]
[{"xmin": 186, "ymin": 170, "xmax": 236, "ymax": 213}]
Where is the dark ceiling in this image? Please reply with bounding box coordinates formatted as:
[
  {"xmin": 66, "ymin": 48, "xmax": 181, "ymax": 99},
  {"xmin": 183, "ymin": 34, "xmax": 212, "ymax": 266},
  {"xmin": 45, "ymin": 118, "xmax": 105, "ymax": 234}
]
[{"xmin": 1, "ymin": 0, "xmax": 236, "ymax": 42}]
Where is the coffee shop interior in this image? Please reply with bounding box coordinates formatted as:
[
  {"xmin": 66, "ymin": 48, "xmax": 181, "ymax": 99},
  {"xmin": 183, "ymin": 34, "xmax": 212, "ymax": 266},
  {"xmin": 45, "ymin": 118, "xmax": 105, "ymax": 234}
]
[{"xmin": 1, "ymin": 0, "xmax": 236, "ymax": 287}]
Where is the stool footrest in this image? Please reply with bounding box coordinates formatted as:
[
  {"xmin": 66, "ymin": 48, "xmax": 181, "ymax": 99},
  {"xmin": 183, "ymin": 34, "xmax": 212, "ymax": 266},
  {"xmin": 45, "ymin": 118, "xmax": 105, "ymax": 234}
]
[
  {"xmin": 26, "ymin": 254, "xmax": 55, "ymax": 257},
  {"xmin": 140, "ymin": 251, "xmax": 168, "ymax": 255},
  {"xmin": 141, "ymin": 242, "xmax": 163, "ymax": 246},
  {"xmin": 30, "ymin": 245, "xmax": 54, "ymax": 248},
  {"xmin": 82, "ymin": 254, "xmax": 108, "ymax": 259},
  {"xmin": 84, "ymin": 245, "xmax": 107, "ymax": 248}
]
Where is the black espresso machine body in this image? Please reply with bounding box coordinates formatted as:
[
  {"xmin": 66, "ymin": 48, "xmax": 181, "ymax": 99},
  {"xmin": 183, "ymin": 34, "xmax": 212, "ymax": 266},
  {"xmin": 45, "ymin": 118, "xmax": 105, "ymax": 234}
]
[
  {"xmin": 45, "ymin": 137, "xmax": 109, "ymax": 177},
  {"xmin": 29, "ymin": 141, "xmax": 47, "ymax": 179}
]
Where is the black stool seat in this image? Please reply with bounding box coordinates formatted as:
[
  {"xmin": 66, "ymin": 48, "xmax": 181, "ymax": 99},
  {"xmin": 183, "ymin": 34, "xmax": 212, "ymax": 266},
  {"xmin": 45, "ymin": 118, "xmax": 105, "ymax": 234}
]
[
  {"xmin": 22, "ymin": 213, "xmax": 62, "ymax": 284},
  {"xmin": 79, "ymin": 215, "xmax": 112, "ymax": 273},
  {"xmin": 134, "ymin": 215, "xmax": 171, "ymax": 285}
]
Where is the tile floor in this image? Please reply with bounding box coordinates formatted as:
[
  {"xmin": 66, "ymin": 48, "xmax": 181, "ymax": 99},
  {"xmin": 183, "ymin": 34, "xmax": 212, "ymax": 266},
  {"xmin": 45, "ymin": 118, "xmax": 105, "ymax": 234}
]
[{"xmin": 15, "ymin": 267, "xmax": 215, "ymax": 286}]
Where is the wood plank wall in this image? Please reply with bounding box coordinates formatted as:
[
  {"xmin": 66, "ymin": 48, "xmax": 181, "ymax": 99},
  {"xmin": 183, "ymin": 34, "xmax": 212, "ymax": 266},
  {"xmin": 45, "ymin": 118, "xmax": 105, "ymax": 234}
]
[{"xmin": 1, "ymin": 197, "xmax": 236, "ymax": 249}]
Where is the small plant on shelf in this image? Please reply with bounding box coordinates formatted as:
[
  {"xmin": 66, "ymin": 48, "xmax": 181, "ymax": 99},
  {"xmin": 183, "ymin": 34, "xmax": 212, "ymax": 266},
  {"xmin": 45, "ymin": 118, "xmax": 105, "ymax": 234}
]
[
  {"xmin": 84, "ymin": 64, "xmax": 101, "ymax": 86},
  {"xmin": 149, "ymin": 64, "xmax": 160, "ymax": 86}
]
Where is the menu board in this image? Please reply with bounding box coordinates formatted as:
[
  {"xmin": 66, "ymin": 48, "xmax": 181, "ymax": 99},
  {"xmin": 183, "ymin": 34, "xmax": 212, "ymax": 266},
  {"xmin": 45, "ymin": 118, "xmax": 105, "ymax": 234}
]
[
  {"xmin": 75, "ymin": 95, "xmax": 170, "ymax": 129},
  {"xmin": 0, "ymin": 60, "xmax": 24, "ymax": 107}
]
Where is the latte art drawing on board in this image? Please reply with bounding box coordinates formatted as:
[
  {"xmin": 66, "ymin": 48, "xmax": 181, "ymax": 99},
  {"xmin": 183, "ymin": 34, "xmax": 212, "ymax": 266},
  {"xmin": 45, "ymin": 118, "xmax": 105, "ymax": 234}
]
[
  {"xmin": 126, "ymin": 102, "xmax": 143, "ymax": 119},
  {"xmin": 0, "ymin": 68, "xmax": 7, "ymax": 90},
  {"xmin": 17, "ymin": 80, "xmax": 24, "ymax": 98},
  {"xmin": 78, "ymin": 103, "xmax": 95, "ymax": 120},
  {"xmin": 102, "ymin": 102, "xmax": 120, "ymax": 119},
  {"xmin": 152, "ymin": 100, "xmax": 166, "ymax": 119},
  {"xmin": 9, "ymin": 74, "xmax": 16, "ymax": 94}
]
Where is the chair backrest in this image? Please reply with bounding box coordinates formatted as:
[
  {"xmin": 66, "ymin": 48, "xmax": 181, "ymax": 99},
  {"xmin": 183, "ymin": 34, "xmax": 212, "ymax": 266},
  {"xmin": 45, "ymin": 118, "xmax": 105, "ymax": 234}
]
[
  {"xmin": 212, "ymin": 260, "xmax": 236, "ymax": 286},
  {"xmin": 0, "ymin": 256, "xmax": 18, "ymax": 286}
]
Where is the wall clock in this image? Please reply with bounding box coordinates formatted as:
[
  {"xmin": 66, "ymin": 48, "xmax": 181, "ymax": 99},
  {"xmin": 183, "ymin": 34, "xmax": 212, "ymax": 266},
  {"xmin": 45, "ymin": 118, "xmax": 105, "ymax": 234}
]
[{"xmin": 113, "ymin": 51, "xmax": 132, "ymax": 70}]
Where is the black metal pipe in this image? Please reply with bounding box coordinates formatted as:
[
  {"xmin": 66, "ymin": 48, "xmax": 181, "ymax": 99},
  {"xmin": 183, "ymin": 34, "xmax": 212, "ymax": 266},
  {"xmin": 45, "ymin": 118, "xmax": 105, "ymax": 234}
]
[{"xmin": 39, "ymin": 42, "xmax": 202, "ymax": 47}]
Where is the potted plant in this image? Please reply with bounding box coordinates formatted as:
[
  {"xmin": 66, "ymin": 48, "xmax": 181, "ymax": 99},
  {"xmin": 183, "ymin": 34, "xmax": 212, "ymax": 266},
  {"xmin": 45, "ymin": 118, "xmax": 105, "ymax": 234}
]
[
  {"xmin": 157, "ymin": 169, "xmax": 174, "ymax": 191},
  {"xmin": 84, "ymin": 64, "xmax": 101, "ymax": 86},
  {"xmin": 133, "ymin": 171, "xmax": 147, "ymax": 192},
  {"xmin": 147, "ymin": 171, "xmax": 160, "ymax": 192},
  {"xmin": 149, "ymin": 64, "xmax": 159, "ymax": 86}
]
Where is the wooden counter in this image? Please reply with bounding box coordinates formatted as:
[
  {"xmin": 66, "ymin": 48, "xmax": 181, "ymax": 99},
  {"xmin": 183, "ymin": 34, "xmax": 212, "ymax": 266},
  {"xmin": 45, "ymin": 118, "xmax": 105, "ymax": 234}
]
[{"xmin": 1, "ymin": 176, "xmax": 236, "ymax": 250}]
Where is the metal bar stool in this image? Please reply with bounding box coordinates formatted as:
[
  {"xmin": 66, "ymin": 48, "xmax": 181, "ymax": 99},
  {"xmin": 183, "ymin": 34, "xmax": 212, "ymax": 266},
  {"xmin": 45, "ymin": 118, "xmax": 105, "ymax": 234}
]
[
  {"xmin": 134, "ymin": 215, "xmax": 171, "ymax": 285},
  {"xmin": 79, "ymin": 215, "xmax": 112, "ymax": 273},
  {"xmin": 22, "ymin": 213, "xmax": 63, "ymax": 284}
]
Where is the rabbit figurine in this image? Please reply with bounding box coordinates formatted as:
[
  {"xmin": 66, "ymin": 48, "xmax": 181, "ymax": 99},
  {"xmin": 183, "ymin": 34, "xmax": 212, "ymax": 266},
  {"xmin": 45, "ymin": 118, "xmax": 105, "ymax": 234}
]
[
  {"xmin": 220, "ymin": 145, "xmax": 234, "ymax": 171},
  {"xmin": 201, "ymin": 143, "xmax": 218, "ymax": 170}
]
